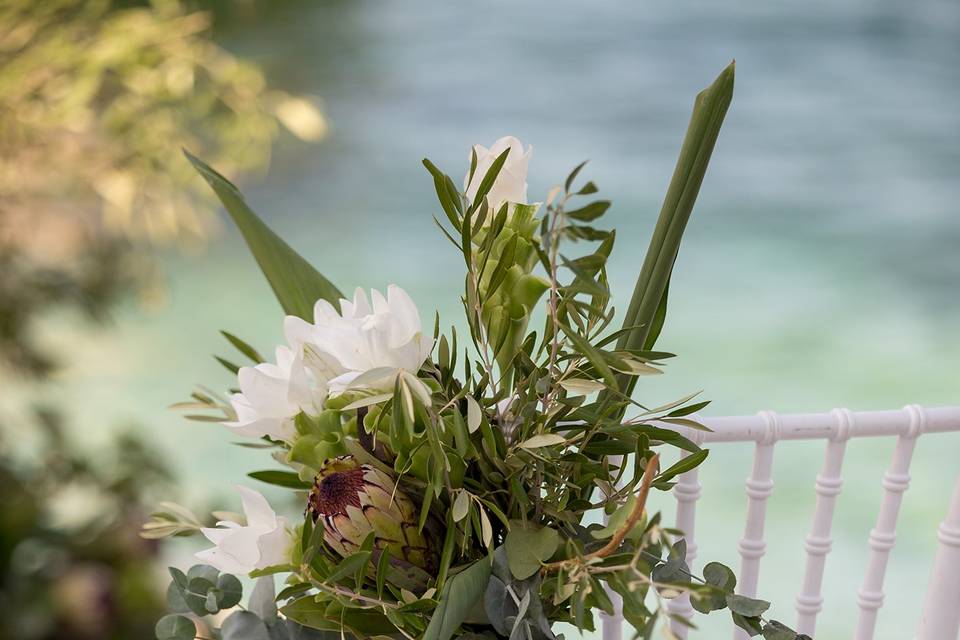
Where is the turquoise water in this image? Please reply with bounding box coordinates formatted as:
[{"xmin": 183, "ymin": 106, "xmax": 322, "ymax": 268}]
[{"xmin": 24, "ymin": 1, "xmax": 960, "ymax": 637}]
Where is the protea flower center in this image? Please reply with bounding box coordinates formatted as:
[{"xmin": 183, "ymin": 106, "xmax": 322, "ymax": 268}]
[
  {"xmin": 307, "ymin": 456, "xmax": 436, "ymax": 577},
  {"xmin": 309, "ymin": 465, "xmax": 365, "ymax": 515}
]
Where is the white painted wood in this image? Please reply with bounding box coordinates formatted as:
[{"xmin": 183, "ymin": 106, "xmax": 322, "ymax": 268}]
[
  {"xmin": 733, "ymin": 411, "xmax": 779, "ymax": 640},
  {"xmin": 853, "ymin": 405, "xmax": 923, "ymax": 640},
  {"xmin": 667, "ymin": 442, "xmax": 705, "ymax": 639},
  {"xmin": 599, "ymin": 405, "xmax": 960, "ymax": 639},
  {"xmin": 794, "ymin": 408, "xmax": 852, "ymax": 636},
  {"xmin": 916, "ymin": 473, "xmax": 960, "ymax": 640}
]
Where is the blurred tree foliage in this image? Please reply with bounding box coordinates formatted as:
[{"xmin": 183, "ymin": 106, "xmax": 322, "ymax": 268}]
[
  {"xmin": 0, "ymin": 0, "xmax": 325, "ymax": 377},
  {"xmin": 0, "ymin": 0, "xmax": 325, "ymax": 635},
  {"xmin": 0, "ymin": 408, "xmax": 173, "ymax": 639},
  {"xmin": 0, "ymin": 0, "xmax": 325, "ymax": 247}
]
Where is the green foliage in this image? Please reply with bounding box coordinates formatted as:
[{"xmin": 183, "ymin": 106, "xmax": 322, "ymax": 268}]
[
  {"xmin": 504, "ymin": 522, "xmax": 561, "ymax": 580},
  {"xmin": 248, "ymin": 469, "xmax": 314, "ymax": 489},
  {"xmin": 185, "ymin": 151, "xmax": 344, "ymax": 319},
  {"xmin": 155, "ymin": 615, "xmax": 195, "ymax": 640},
  {"xmin": 612, "ymin": 60, "xmax": 736, "ymax": 397},
  {"xmin": 157, "ymin": 572, "xmax": 344, "ymax": 640},
  {"xmin": 423, "ymin": 557, "xmax": 492, "ymax": 640},
  {"xmin": 0, "ymin": 0, "xmax": 325, "ymax": 249},
  {"xmin": 159, "ymin": 63, "xmax": 808, "ymax": 640},
  {"xmin": 0, "ymin": 414, "xmax": 171, "ymax": 640}
]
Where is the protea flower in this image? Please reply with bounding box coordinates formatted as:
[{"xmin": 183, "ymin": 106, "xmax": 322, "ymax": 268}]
[{"xmin": 307, "ymin": 456, "xmax": 436, "ymax": 578}]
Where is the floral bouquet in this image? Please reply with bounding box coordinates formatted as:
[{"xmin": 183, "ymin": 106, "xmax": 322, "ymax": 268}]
[{"xmin": 144, "ymin": 63, "xmax": 808, "ymax": 640}]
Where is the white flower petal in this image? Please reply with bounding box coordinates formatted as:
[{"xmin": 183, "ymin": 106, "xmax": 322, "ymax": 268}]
[
  {"xmin": 195, "ymin": 546, "xmax": 250, "ymax": 575},
  {"xmin": 463, "ymin": 136, "xmax": 531, "ymax": 211},
  {"xmin": 195, "ymin": 487, "xmax": 290, "ymax": 576},
  {"xmin": 236, "ymin": 485, "xmax": 278, "ymax": 531}
]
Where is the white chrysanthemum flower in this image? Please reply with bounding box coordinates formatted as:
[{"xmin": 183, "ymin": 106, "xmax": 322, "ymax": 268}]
[
  {"xmin": 196, "ymin": 486, "xmax": 292, "ymax": 575},
  {"xmin": 284, "ymin": 285, "xmax": 432, "ymax": 394},
  {"xmin": 224, "ymin": 345, "xmax": 327, "ymax": 442},
  {"xmin": 464, "ymin": 136, "xmax": 532, "ymax": 211}
]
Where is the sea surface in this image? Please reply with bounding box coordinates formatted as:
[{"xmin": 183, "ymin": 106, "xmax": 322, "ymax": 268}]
[{"xmin": 22, "ymin": 1, "xmax": 960, "ymax": 637}]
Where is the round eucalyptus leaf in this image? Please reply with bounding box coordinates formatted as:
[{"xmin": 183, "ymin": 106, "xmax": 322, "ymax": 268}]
[
  {"xmin": 165, "ymin": 580, "xmax": 190, "ymax": 614},
  {"xmin": 187, "ymin": 564, "xmax": 220, "ymax": 583},
  {"xmin": 155, "ymin": 614, "xmax": 195, "ymax": 640},
  {"xmin": 702, "ymin": 561, "xmax": 736, "ymax": 592},
  {"xmin": 221, "ymin": 611, "xmax": 271, "ymax": 640},
  {"xmin": 216, "ymin": 573, "xmax": 244, "ymax": 610},
  {"xmin": 762, "ymin": 620, "xmax": 800, "ymax": 640},
  {"xmin": 182, "ymin": 577, "xmax": 216, "ymax": 616},
  {"xmin": 690, "ymin": 584, "xmax": 727, "ymax": 614},
  {"xmin": 204, "ymin": 589, "xmax": 219, "ymax": 614},
  {"xmin": 483, "ymin": 576, "xmax": 510, "ymax": 636},
  {"xmin": 726, "ymin": 594, "xmax": 770, "ymax": 617}
]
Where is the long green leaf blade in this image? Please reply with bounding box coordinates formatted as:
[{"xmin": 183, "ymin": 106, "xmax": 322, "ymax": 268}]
[
  {"xmin": 615, "ymin": 61, "xmax": 735, "ymax": 393},
  {"xmin": 184, "ymin": 150, "xmax": 344, "ymax": 320}
]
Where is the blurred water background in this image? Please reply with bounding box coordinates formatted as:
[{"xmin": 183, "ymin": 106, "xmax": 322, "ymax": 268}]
[{"xmin": 6, "ymin": 0, "xmax": 959, "ymax": 637}]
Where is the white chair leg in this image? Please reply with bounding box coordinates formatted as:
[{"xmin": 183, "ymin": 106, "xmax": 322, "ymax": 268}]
[
  {"xmin": 854, "ymin": 405, "xmax": 924, "ymax": 640},
  {"xmin": 668, "ymin": 460, "xmax": 703, "ymax": 638},
  {"xmin": 916, "ymin": 473, "xmax": 960, "ymax": 640},
  {"xmin": 734, "ymin": 411, "xmax": 779, "ymax": 640},
  {"xmin": 795, "ymin": 408, "xmax": 852, "ymax": 636}
]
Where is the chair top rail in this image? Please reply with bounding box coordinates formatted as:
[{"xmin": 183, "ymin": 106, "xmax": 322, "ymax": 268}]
[{"xmin": 658, "ymin": 405, "xmax": 960, "ymax": 444}]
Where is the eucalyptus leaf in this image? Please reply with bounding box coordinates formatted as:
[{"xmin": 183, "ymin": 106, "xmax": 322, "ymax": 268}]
[
  {"xmin": 221, "ymin": 611, "xmax": 272, "ymax": 640},
  {"xmin": 155, "ymin": 614, "xmax": 195, "ymax": 640},
  {"xmin": 762, "ymin": 620, "xmax": 801, "ymax": 640},
  {"xmin": 504, "ymin": 523, "xmax": 560, "ymax": 580},
  {"xmin": 726, "ymin": 594, "xmax": 771, "ymax": 617},
  {"xmin": 249, "ymin": 575, "xmax": 277, "ymax": 621}
]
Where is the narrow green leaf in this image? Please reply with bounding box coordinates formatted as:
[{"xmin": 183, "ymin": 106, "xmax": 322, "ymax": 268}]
[
  {"xmin": 614, "ymin": 61, "xmax": 734, "ymax": 392},
  {"xmin": 565, "ymin": 200, "xmax": 611, "ymax": 222},
  {"xmin": 248, "ymin": 470, "xmax": 313, "ymax": 489},
  {"xmin": 325, "ymin": 551, "xmax": 371, "ymax": 585},
  {"xmin": 558, "ymin": 322, "xmax": 618, "ymax": 390},
  {"xmin": 468, "ymin": 148, "xmax": 510, "ymax": 213},
  {"xmin": 221, "ymin": 330, "xmax": 264, "ymax": 363},
  {"xmin": 184, "ymin": 150, "xmax": 343, "ymax": 320},
  {"xmin": 422, "ymin": 557, "xmax": 493, "ymax": 640},
  {"xmin": 655, "ymin": 449, "xmax": 709, "ymax": 484},
  {"xmin": 423, "ymin": 159, "xmax": 461, "ymax": 230},
  {"xmin": 565, "ymin": 160, "xmax": 588, "ymax": 192},
  {"xmin": 643, "ymin": 278, "xmax": 669, "ymax": 351},
  {"xmin": 215, "ymin": 356, "xmax": 240, "ymax": 374}
]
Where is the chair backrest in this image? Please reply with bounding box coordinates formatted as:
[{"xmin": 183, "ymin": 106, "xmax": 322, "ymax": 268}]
[{"xmin": 600, "ymin": 405, "xmax": 960, "ymax": 640}]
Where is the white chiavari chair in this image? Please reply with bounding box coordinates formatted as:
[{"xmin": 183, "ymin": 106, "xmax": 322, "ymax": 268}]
[{"xmin": 599, "ymin": 405, "xmax": 960, "ymax": 640}]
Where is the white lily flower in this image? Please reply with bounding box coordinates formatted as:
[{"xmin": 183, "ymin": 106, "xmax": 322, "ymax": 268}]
[
  {"xmin": 224, "ymin": 345, "xmax": 327, "ymax": 443},
  {"xmin": 284, "ymin": 285, "xmax": 432, "ymax": 394},
  {"xmin": 464, "ymin": 136, "xmax": 532, "ymax": 211},
  {"xmin": 196, "ymin": 486, "xmax": 292, "ymax": 575}
]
